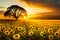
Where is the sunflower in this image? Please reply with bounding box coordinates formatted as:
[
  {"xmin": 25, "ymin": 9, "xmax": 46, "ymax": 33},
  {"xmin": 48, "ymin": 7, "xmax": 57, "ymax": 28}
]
[
  {"xmin": 13, "ymin": 34, "xmax": 20, "ymax": 40},
  {"xmin": 18, "ymin": 27, "xmax": 23, "ymax": 31},
  {"xmin": 48, "ymin": 28, "xmax": 53, "ymax": 34},
  {"xmin": 55, "ymin": 31, "xmax": 60, "ymax": 38},
  {"xmin": 29, "ymin": 25, "xmax": 34, "ymax": 29},
  {"xmin": 55, "ymin": 32, "xmax": 59, "ymax": 36},
  {"xmin": 10, "ymin": 25, "xmax": 14, "ymax": 29},
  {"xmin": 40, "ymin": 31, "xmax": 45, "ymax": 36},
  {"xmin": 2, "ymin": 26, "xmax": 6, "ymax": 30},
  {"xmin": 43, "ymin": 29, "xmax": 46, "ymax": 34},
  {"xmin": 8, "ymin": 28, "xmax": 11, "ymax": 31},
  {"xmin": 49, "ymin": 35, "xmax": 53, "ymax": 40},
  {"xmin": 10, "ymin": 29, "xmax": 15, "ymax": 35},
  {"xmin": 4, "ymin": 30, "xmax": 10, "ymax": 36},
  {"xmin": 28, "ymin": 30, "xmax": 34, "ymax": 36}
]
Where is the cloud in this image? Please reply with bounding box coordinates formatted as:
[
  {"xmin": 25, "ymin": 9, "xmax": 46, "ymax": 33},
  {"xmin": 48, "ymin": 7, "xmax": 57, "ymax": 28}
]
[
  {"xmin": 29, "ymin": 12, "xmax": 60, "ymax": 20},
  {"xmin": 11, "ymin": 0, "xmax": 60, "ymax": 19}
]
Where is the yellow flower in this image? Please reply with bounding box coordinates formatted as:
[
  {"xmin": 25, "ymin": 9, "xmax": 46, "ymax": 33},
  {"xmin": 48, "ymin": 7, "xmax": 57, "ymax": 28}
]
[
  {"xmin": 49, "ymin": 35, "xmax": 53, "ymax": 40},
  {"xmin": 10, "ymin": 29, "xmax": 15, "ymax": 35},
  {"xmin": 40, "ymin": 29, "xmax": 46, "ymax": 36},
  {"xmin": 48, "ymin": 28, "xmax": 53, "ymax": 34},
  {"xmin": 43, "ymin": 29, "xmax": 46, "ymax": 34},
  {"xmin": 29, "ymin": 25, "xmax": 34, "ymax": 29},
  {"xmin": 55, "ymin": 32, "xmax": 59, "ymax": 36},
  {"xmin": 40, "ymin": 31, "xmax": 44, "ymax": 36},
  {"xmin": 4, "ymin": 30, "xmax": 10, "ymax": 36},
  {"xmin": 18, "ymin": 27, "xmax": 23, "ymax": 31},
  {"xmin": 28, "ymin": 30, "xmax": 34, "ymax": 36},
  {"xmin": 55, "ymin": 31, "xmax": 60, "ymax": 38},
  {"xmin": 15, "ymin": 27, "xmax": 18, "ymax": 30},
  {"xmin": 8, "ymin": 28, "xmax": 11, "ymax": 31},
  {"xmin": 13, "ymin": 34, "xmax": 20, "ymax": 40},
  {"xmin": 40, "ymin": 32, "xmax": 43, "ymax": 36},
  {"xmin": 10, "ymin": 25, "xmax": 14, "ymax": 29},
  {"xmin": 2, "ymin": 26, "xmax": 6, "ymax": 30}
]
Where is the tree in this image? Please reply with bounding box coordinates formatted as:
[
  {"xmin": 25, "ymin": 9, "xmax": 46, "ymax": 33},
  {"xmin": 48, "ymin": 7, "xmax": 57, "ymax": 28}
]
[{"xmin": 4, "ymin": 5, "xmax": 27, "ymax": 20}]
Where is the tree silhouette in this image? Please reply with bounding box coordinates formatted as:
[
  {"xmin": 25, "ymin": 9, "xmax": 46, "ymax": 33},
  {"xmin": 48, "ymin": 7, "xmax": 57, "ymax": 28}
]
[{"xmin": 4, "ymin": 5, "xmax": 27, "ymax": 20}]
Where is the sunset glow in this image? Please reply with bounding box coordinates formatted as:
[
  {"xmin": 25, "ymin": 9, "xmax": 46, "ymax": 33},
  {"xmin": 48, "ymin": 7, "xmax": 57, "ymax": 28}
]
[
  {"xmin": 14, "ymin": 0, "xmax": 53, "ymax": 15},
  {"xmin": 0, "ymin": 0, "xmax": 60, "ymax": 20}
]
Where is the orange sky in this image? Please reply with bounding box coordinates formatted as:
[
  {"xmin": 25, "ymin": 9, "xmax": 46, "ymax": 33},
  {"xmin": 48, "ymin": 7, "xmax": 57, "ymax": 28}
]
[
  {"xmin": 14, "ymin": 0, "xmax": 55, "ymax": 15},
  {"xmin": 0, "ymin": 0, "xmax": 60, "ymax": 19}
]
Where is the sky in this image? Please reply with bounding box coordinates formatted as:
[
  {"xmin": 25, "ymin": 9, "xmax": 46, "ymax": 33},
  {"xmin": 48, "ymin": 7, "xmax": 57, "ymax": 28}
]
[
  {"xmin": 0, "ymin": 0, "xmax": 20, "ymax": 10},
  {"xmin": 0, "ymin": 0, "xmax": 60, "ymax": 19},
  {"xmin": 0, "ymin": 0, "xmax": 60, "ymax": 11}
]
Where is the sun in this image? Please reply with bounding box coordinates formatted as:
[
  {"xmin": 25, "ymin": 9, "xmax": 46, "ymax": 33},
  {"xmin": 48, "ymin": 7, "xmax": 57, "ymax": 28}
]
[{"xmin": 23, "ymin": 16, "xmax": 27, "ymax": 19}]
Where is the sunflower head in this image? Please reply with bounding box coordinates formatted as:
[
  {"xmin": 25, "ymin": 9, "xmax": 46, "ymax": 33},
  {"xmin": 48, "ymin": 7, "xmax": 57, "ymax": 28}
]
[
  {"xmin": 40, "ymin": 31, "xmax": 45, "ymax": 36},
  {"xmin": 10, "ymin": 29, "xmax": 15, "ymax": 35},
  {"xmin": 13, "ymin": 34, "xmax": 20, "ymax": 40},
  {"xmin": 15, "ymin": 27, "xmax": 18, "ymax": 30},
  {"xmin": 18, "ymin": 27, "xmax": 23, "ymax": 31},
  {"xmin": 4, "ymin": 30, "xmax": 10, "ymax": 36},
  {"xmin": 2, "ymin": 26, "xmax": 6, "ymax": 30},
  {"xmin": 28, "ymin": 30, "xmax": 34, "ymax": 36},
  {"xmin": 48, "ymin": 28, "xmax": 53, "ymax": 34},
  {"xmin": 29, "ymin": 25, "xmax": 34, "ymax": 29},
  {"xmin": 55, "ymin": 31, "xmax": 60, "ymax": 38},
  {"xmin": 55, "ymin": 32, "xmax": 59, "ymax": 36},
  {"xmin": 49, "ymin": 35, "xmax": 53, "ymax": 40}
]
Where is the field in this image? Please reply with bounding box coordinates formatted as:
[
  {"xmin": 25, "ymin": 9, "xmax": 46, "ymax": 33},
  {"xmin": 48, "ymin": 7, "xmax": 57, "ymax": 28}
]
[{"xmin": 0, "ymin": 19, "xmax": 60, "ymax": 40}]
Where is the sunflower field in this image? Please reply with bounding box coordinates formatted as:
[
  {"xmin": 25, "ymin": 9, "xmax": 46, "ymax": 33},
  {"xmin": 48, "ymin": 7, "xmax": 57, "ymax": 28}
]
[{"xmin": 0, "ymin": 20, "xmax": 60, "ymax": 40}]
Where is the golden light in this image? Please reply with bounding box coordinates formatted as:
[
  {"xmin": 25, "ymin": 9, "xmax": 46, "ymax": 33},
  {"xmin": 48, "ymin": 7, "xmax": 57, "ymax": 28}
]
[
  {"xmin": 19, "ymin": 16, "xmax": 27, "ymax": 20},
  {"xmin": 23, "ymin": 16, "xmax": 27, "ymax": 19},
  {"xmin": 14, "ymin": 0, "xmax": 54, "ymax": 15},
  {"xmin": 0, "ymin": 0, "xmax": 55, "ymax": 20},
  {"xmin": 26, "ymin": 7, "xmax": 52, "ymax": 15}
]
